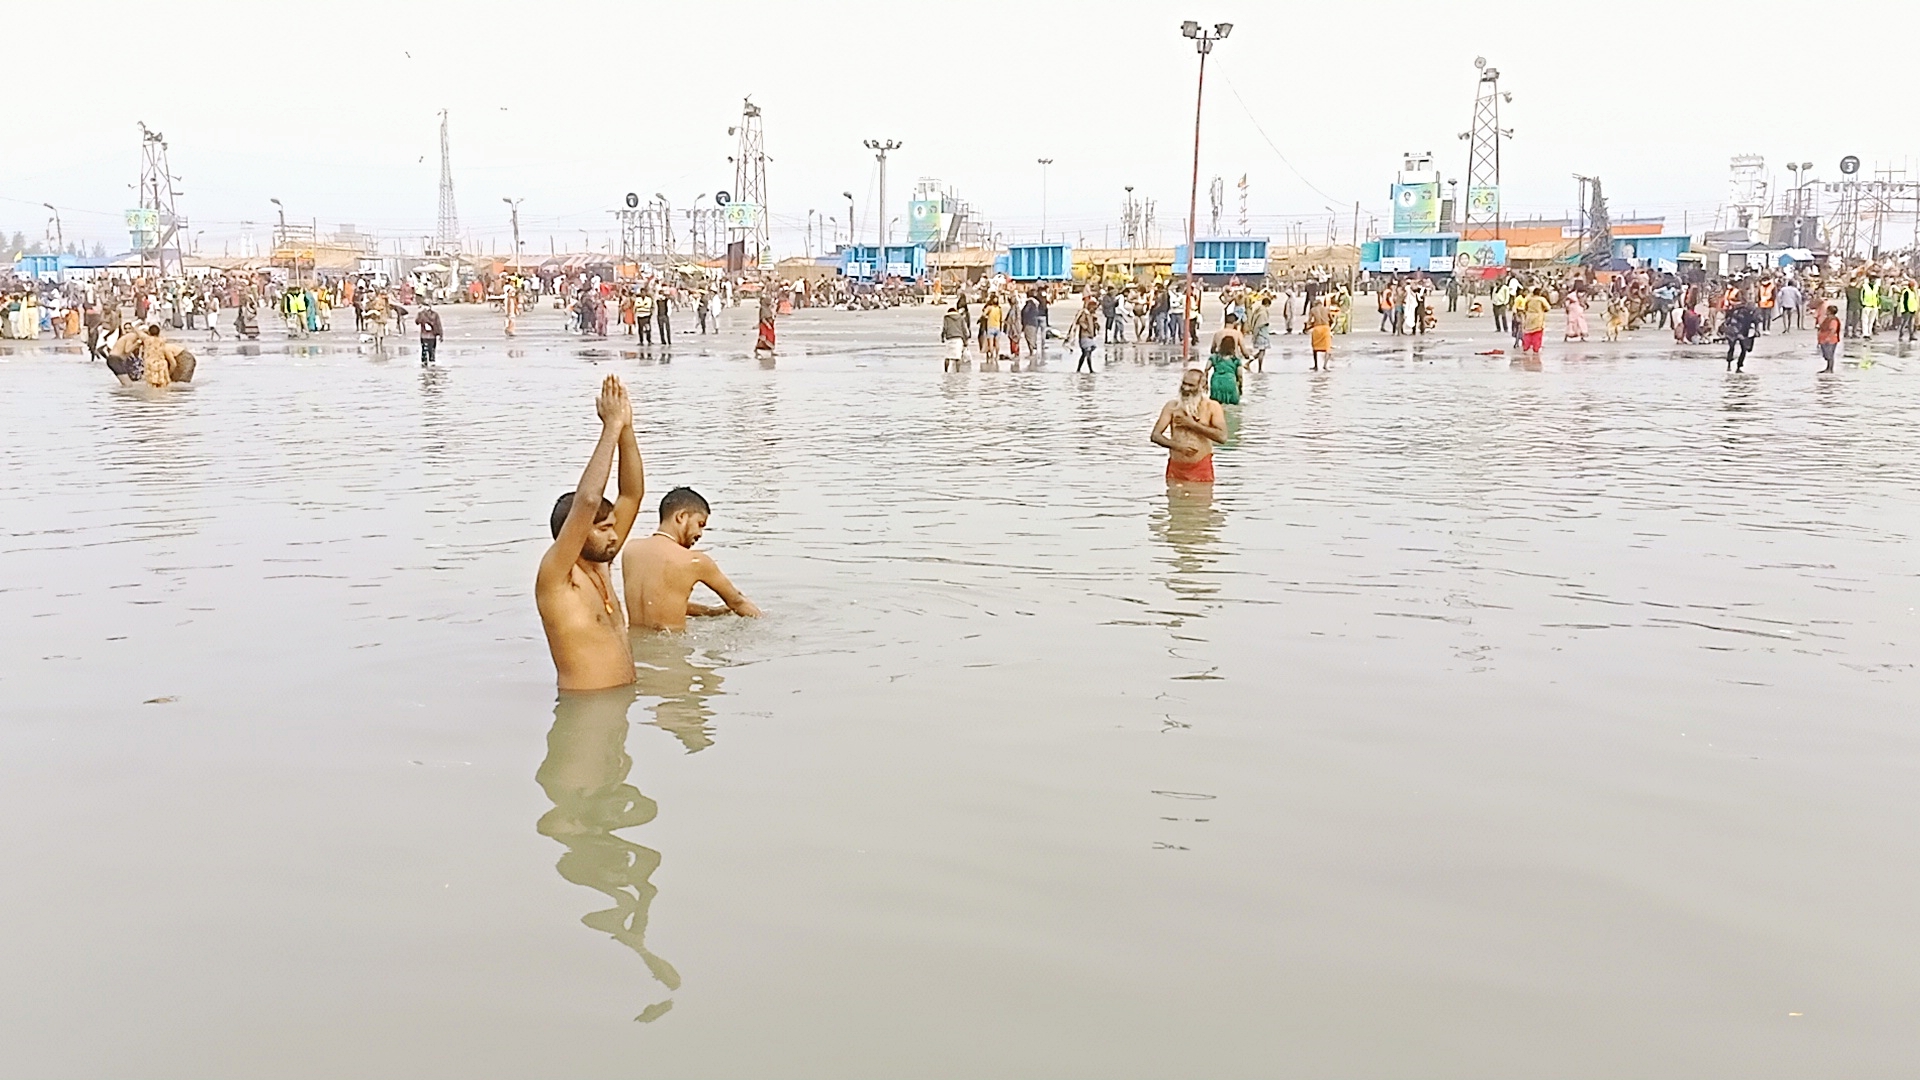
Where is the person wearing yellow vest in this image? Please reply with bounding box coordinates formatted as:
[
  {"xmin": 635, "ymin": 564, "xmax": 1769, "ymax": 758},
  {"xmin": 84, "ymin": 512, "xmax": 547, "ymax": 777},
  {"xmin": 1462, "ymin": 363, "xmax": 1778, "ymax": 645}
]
[
  {"xmin": 1898, "ymin": 278, "xmax": 1919, "ymax": 342},
  {"xmin": 1860, "ymin": 276, "xmax": 1881, "ymax": 339}
]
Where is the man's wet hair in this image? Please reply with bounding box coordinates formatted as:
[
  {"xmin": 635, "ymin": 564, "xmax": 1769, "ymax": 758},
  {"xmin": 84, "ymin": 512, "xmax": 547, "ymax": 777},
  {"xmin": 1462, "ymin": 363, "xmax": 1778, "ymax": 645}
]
[
  {"xmin": 659, "ymin": 486, "xmax": 710, "ymax": 521},
  {"xmin": 550, "ymin": 492, "xmax": 614, "ymax": 538}
]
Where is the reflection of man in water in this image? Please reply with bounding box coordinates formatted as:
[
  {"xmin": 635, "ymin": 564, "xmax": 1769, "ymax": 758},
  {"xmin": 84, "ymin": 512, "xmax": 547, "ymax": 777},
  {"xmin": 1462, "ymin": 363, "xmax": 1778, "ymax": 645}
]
[
  {"xmin": 536, "ymin": 376, "xmax": 646, "ymax": 690},
  {"xmin": 632, "ymin": 635, "xmax": 728, "ymax": 753},
  {"xmin": 621, "ymin": 487, "xmax": 761, "ymax": 633},
  {"xmin": 537, "ymin": 686, "xmax": 680, "ymax": 1022},
  {"xmin": 1150, "ymin": 368, "xmax": 1228, "ymax": 484},
  {"xmin": 1151, "ymin": 484, "xmax": 1227, "ymax": 605}
]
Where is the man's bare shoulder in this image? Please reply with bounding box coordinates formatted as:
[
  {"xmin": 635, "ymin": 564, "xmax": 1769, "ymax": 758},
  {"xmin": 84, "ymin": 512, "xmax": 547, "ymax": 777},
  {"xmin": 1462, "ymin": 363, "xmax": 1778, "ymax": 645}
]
[{"xmin": 625, "ymin": 534, "xmax": 694, "ymax": 568}]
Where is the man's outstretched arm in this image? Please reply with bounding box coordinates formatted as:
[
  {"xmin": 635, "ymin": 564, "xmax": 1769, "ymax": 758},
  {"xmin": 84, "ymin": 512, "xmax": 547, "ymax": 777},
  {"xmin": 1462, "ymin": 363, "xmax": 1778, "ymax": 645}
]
[
  {"xmin": 611, "ymin": 406, "xmax": 644, "ymax": 545},
  {"xmin": 691, "ymin": 553, "xmax": 762, "ymax": 618},
  {"xmin": 537, "ymin": 377, "xmax": 626, "ymax": 596}
]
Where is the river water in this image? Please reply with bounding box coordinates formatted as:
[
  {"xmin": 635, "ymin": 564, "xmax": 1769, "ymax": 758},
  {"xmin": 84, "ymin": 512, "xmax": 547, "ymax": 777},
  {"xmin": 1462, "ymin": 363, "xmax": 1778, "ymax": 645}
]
[{"xmin": 2, "ymin": 306, "xmax": 1916, "ymax": 1078}]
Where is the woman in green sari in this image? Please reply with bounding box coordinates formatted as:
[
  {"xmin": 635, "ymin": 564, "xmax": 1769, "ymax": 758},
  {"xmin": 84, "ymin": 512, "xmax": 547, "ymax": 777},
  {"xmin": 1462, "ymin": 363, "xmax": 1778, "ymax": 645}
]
[{"xmin": 1207, "ymin": 311, "xmax": 1247, "ymax": 405}]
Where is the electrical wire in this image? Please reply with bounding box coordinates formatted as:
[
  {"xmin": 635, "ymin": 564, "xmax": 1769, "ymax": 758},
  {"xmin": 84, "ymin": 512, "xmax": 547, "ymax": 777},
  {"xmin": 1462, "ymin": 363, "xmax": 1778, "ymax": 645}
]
[{"xmin": 1215, "ymin": 64, "xmax": 1352, "ymax": 209}]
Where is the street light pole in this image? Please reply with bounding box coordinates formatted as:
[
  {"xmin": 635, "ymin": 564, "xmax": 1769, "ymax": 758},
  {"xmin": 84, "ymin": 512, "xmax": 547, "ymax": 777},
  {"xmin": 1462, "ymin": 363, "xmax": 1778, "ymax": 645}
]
[
  {"xmin": 1037, "ymin": 158, "xmax": 1054, "ymax": 243},
  {"xmin": 843, "ymin": 190, "xmax": 856, "ymax": 256},
  {"xmin": 1786, "ymin": 161, "xmax": 1815, "ymax": 244},
  {"xmin": 270, "ymin": 197, "xmax": 295, "ymax": 284},
  {"xmin": 42, "ymin": 203, "xmax": 62, "ymax": 254},
  {"xmin": 863, "ymin": 139, "xmax": 901, "ymax": 256},
  {"xmin": 1178, "ymin": 20, "xmax": 1231, "ymax": 364},
  {"xmin": 655, "ymin": 193, "xmax": 673, "ymax": 262},
  {"xmin": 502, "ymin": 197, "xmax": 523, "ymax": 269}
]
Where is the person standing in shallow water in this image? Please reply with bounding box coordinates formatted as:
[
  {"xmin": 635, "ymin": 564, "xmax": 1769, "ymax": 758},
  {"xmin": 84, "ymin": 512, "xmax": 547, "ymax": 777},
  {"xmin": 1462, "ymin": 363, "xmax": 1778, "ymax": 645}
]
[
  {"xmin": 1072, "ymin": 297, "xmax": 1101, "ymax": 372},
  {"xmin": 415, "ymin": 302, "xmax": 444, "ymax": 365},
  {"xmin": 1518, "ymin": 286, "xmax": 1549, "ymax": 358},
  {"xmin": 1207, "ymin": 312, "xmax": 1247, "ymax": 404},
  {"xmin": 537, "ymin": 376, "xmax": 646, "ymax": 691},
  {"xmin": 755, "ymin": 289, "xmax": 776, "ymax": 355},
  {"xmin": 1817, "ymin": 302, "xmax": 1842, "ymax": 373},
  {"xmin": 621, "ymin": 487, "xmax": 761, "ymax": 633},
  {"xmin": 1151, "ymin": 367, "xmax": 1228, "ymax": 485}
]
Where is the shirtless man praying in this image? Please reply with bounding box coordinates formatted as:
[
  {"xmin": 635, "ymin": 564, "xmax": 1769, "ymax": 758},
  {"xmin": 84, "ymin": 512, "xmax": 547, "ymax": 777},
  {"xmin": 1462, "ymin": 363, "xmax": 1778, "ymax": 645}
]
[
  {"xmin": 1150, "ymin": 367, "xmax": 1228, "ymax": 484},
  {"xmin": 536, "ymin": 375, "xmax": 646, "ymax": 690},
  {"xmin": 622, "ymin": 487, "xmax": 761, "ymax": 632}
]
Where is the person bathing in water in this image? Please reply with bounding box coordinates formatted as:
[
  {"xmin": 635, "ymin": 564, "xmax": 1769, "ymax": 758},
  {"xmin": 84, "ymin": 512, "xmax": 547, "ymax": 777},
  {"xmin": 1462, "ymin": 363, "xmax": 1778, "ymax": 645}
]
[
  {"xmin": 536, "ymin": 375, "xmax": 647, "ymax": 690},
  {"xmin": 622, "ymin": 487, "xmax": 761, "ymax": 633},
  {"xmin": 1150, "ymin": 367, "xmax": 1227, "ymax": 484}
]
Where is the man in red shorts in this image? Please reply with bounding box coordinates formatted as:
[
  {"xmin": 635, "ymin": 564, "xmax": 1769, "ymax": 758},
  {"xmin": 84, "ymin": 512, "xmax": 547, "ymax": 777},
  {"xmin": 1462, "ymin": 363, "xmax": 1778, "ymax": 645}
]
[{"xmin": 1151, "ymin": 367, "xmax": 1228, "ymax": 483}]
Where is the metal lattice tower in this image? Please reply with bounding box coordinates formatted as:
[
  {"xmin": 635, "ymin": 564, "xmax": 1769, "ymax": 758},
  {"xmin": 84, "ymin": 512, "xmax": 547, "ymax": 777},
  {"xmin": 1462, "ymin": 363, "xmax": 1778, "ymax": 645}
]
[
  {"xmin": 1236, "ymin": 174, "xmax": 1249, "ymax": 235},
  {"xmin": 1460, "ymin": 58, "xmax": 1510, "ymax": 240},
  {"xmin": 1722, "ymin": 154, "xmax": 1767, "ymax": 233},
  {"xmin": 731, "ymin": 98, "xmax": 770, "ymax": 267},
  {"xmin": 1208, "ymin": 176, "xmax": 1224, "ymax": 235},
  {"xmin": 436, "ymin": 109, "xmax": 460, "ymax": 254},
  {"xmin": 136, "ymin": 122, "xmax": 186, "ymax": 275}
]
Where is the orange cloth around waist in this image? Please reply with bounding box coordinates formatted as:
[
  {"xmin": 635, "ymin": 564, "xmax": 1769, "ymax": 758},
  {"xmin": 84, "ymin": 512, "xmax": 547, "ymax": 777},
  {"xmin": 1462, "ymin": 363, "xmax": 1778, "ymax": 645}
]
[{"xmin": 1165, "ymin": 454, "xmax": 1215, "ymax": 483}]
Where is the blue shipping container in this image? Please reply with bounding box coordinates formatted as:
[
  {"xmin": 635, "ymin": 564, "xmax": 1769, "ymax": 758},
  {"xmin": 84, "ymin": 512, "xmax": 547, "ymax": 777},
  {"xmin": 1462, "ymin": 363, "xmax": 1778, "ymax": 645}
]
[
  {"xmin": 1173, "ymin": 237, "xmax": 1269, "ymax": 277},
  {"xmin": 841, "ymin": 245, "xmax": 881, "ymax": 279},
  {"xmin": 1006, "ymin": 243, "xmax": 1071, "ymax": 281}
]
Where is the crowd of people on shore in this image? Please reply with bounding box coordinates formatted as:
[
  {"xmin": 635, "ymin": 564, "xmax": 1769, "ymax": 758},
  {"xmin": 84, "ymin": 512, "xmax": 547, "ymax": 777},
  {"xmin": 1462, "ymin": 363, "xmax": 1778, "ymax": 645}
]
[{"xmin": 932, "ymin": 274, "xmax": 1356, "ymax": 374}]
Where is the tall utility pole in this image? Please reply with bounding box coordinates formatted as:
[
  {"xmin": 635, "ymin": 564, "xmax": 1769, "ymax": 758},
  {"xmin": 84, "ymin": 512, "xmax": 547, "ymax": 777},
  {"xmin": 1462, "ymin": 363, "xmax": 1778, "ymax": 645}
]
[
  {"xmin": 435, "ymin": 109, "xmax": 460, "ymax": 254},
  {"xmin": 502, "ymin": 197, "xmax": 523, "ymax": 267},
  {"xmin": 843, "ymin": 191, "xmax": 856, "ymax": 252},
  {"xmin": 865, "ymin": 138, "xmax": 901, "ymax": 254},
  {"xmin": 655, "ymin": 193, "xmax": 674, "ymax": 264},
  {"xmin": 730, "ymin": 98, "xmax": 770, "ymax": 270},
  {"xmin": 1572, "ymin": 174, "xmax": 1592, "ymax": 256},
  {"xmin": 42, "ymin": 203, "xmax": 63, "ymax": 254},
  {"xmin": 1785, "ymin": 162, "xmax": 1814, "ymax": 247},
  {"xmin": 1459, "ymin": 57, "xmax": 1512, "ymax": 241},
  {"xmin": 1178, "ymin": 19, "xmax": 1231, "ymax": 363},
  {"xmin": 1037, "ymin": 157, "xmax": 1054, "ymax": 242},
  {"xmin": 687, "ymin": 193, "xmax": 710, "ymax": 262}
]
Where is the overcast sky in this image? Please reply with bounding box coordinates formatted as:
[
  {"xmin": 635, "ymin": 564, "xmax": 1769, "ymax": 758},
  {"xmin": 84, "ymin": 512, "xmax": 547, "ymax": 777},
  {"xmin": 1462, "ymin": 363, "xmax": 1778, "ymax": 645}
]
[{"xmin": 5, "ymin": 0, "xmax": 1912, "ymax": 257}]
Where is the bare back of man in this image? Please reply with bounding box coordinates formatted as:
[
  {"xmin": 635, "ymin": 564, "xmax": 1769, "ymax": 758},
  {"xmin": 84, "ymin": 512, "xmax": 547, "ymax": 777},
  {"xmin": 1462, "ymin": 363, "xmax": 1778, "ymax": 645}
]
[
  {"xmin": 622, "ymin": 487, "xmax": 761, "ymax": 633},
  {"xmin": 537, "ymin": 376, "xmax": 646, "ymax": 690}
]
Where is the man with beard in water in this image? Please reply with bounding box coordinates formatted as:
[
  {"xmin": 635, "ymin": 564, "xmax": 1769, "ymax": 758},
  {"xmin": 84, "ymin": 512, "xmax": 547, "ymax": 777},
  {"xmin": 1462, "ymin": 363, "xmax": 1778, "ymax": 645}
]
[
  {"xmin": 1150, "ymin": 366, "xmax": 1228, "ymax": 484},
  {"xmin": 537, "ymin": 375, "xmax": 647, "ymax": 690},
  {"xmin": 622, "ymin": 486, "xmax": 761, "ymax": 632}
]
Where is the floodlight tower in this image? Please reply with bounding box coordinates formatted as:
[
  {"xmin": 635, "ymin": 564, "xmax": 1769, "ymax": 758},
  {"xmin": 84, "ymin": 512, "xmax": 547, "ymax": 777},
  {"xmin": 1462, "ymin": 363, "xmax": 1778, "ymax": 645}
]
[
  {"xmin": 136, "ymin": 122, "xmax": 187, "ymax": 275},
  {"xmin": 1458, "ymin": 57, "xmax": 1512, "ymax": 241},
  {"xmin": 730, "ymin": 98, "xmax": 770, "ymax": 268},
  {"xmin": 1178, "ymin": 18, "xmax": 1232, "ymax": 363},
  {"xmin": 864, "ymin": 138, "xmax": 902, "ymax": 252}
]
